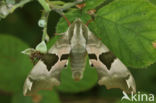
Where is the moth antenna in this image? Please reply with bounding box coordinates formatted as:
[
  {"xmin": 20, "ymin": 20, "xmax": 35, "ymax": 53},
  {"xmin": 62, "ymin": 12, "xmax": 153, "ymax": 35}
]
[{"xmin": 62, "ymin": 15, "xmax": 71, "ymax": 26}]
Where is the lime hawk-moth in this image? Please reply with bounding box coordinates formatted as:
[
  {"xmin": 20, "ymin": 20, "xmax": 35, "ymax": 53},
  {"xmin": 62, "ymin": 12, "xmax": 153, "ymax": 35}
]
[{"xmin": 23, "ymin": 18, "xmax": 136, "ymax": 96}]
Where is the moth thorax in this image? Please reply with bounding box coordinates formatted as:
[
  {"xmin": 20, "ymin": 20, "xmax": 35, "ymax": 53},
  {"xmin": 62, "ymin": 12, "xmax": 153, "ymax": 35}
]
[
  {"xmin": 71, "ymin": 46, "xmax": 86, "ymax": 54},
  {"xmin": 70, "ymin": 36, "xmax": 86, "ymax": 49},
  {"xmin": 70, "ymin": 21, "xmax": 87, "ymax": 49}
]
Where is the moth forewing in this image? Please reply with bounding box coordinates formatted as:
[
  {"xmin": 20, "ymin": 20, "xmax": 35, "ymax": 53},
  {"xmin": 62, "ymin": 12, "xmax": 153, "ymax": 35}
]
[
  {"xmin": 98, "ymin": 58, "xmax": 136, "ymax": 93},
  {"xmin": 109, "ymin": 58, "xmax": 136, "ymax": 93},
  {"xmin": 86, "ymin": 27, "xmax": 136, "ymax": 93},
  {"xmin": 23, "ymin": 33, "xmax": 71, "ymax": 96},
  {"xmin": 23, "ymin": 60, "xmax": 60, "ymax": 96}
]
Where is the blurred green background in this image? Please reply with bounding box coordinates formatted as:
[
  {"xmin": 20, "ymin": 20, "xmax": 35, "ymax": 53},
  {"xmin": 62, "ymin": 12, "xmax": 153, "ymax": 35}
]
[{"xmin": 0, "ymin": 0, "xmax": 156, "ymax": 103}]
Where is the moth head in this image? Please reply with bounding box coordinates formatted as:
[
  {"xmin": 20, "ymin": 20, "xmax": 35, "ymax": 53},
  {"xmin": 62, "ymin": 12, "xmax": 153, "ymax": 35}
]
[
  {"xmin": 68, "ymin": 18, "xmax": 88, "ymax": 41},
  {"xmin": 73, "ymin": 18, "xmax": 83, "ymax": 24}
]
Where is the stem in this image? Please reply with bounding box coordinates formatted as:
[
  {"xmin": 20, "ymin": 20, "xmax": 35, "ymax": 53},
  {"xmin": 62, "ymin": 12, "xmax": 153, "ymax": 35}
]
[
  {"xmin": 10, "ymin": 0, "xmax": 32, "ymax": 13},
  {"xmin": 61, "ymin": 0, "xmax": 84, "ymax": 11},
  {"xmin": 40, "ymin": 11, "xmax": 50, "ymax": 42},
  {"xmin": 37, "ymin": 0, "xmax": 51, "ymax": 42},
  {"xmin": 0, "ymin": 0, "xmax": 32, "ymax": 19},
  {"xmin": 51, "ymin": 0, "xmax": 84, "ymax": 16},
  {"xmin": 38, "ymin": 0, "xmax": 51, "ymax": 12}
]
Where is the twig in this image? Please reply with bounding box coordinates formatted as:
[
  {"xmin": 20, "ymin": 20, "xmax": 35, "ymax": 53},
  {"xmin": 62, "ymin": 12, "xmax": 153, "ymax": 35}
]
[
  {"xmin": 0, "ymin": 0, "xmax": 32, "ymax": 19},
  {"xmin": 38, "ymin": 0, "xmax": 51, "ymax": 12},
  {"xmin": 11, "ymin": 0, "xmax": 32, "ymax": 12},
  {"xmin": 41, "ymin": 11, "xmax": 50, "ymax": 42},
  {"xmin": 51, "ymin": 0, "xmax": 84, "ymax": 16},
  {"xmin": 37, "ymin": 0, "xmax": 51, "ymax": 42}
]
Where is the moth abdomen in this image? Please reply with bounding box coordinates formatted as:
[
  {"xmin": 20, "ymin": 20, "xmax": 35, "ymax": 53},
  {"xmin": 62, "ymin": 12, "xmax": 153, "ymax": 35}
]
[{"xmin": 70, "ymin": 51, "xmax": 87, "ymax": 81}]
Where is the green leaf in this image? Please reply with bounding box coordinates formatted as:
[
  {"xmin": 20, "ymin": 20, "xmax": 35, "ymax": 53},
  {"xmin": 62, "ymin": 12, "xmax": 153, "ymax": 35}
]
[
  {"xmin": 132, "ymin": 63, "xmax": 156, "ymax": 93},
  {"xmin": 12, "ymin": 93, "xmax": 33, "ymax": 103},
  {"xmin": 12, "ymin": 90, "xmax": 60, "ymax": 103},
  {"xmin": 0, "ymin": 34, "xmax": 33, "ymax": 92},
  {"xmin": 90, "ymin": 0, "xmax": 156, "ymax": 68},
  {"xmin": 149, "ymin": 0, "xmax": 156, "ymax": 5},
  {"xmin": 83, "ymin": 0, "xmax": 105, "ymax": 11},
  {"xmin": 39, "ymin": 90, "xmax": 60, "ymax": 103}
]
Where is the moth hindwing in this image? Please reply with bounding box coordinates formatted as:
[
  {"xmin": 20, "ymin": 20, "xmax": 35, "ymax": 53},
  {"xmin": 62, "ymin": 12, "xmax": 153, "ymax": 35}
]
[{"xmin": 23, "ymin": 18, "xmax": 136, "ymax": 96}]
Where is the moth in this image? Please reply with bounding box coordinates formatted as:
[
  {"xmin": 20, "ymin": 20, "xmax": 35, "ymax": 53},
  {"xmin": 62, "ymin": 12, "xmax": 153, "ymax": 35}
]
[{"xmin": 23, "ymin": 18, "xmax": 136, "ymax": 96}]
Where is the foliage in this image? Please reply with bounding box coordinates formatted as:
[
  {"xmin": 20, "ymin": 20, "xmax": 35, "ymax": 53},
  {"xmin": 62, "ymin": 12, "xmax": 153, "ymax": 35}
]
[
  {"xmin": 0, "ymin": 35, "xmax": 32, "ymax": 92},
  {"xmin": 0, "ymin": 0, "xmax": 156, "ymax": 103}
]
